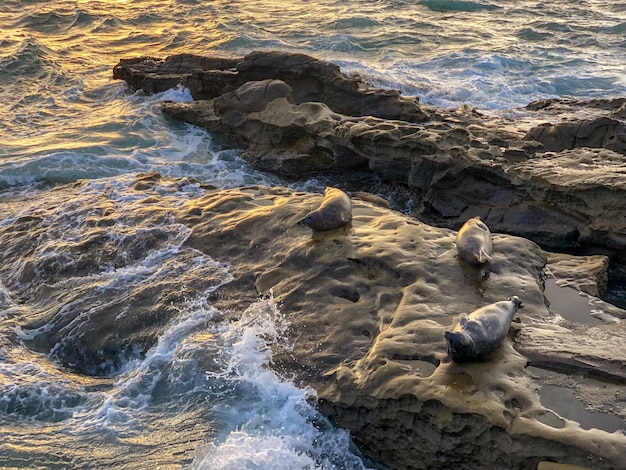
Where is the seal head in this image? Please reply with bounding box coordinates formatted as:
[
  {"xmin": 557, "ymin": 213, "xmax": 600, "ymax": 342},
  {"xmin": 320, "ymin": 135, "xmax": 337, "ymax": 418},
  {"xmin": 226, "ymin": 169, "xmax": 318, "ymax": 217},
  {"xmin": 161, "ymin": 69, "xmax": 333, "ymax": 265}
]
[{"xmin": 510, "ymin": 295, "xmax": 523, "ymax": 310}]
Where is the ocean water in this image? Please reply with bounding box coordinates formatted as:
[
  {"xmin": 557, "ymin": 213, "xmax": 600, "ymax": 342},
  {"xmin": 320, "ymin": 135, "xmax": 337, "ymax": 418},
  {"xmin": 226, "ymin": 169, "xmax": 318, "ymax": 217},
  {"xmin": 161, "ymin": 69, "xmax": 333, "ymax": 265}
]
[{"xmin": 0, "ymin": 0, "xmax": 625, "ymax": 468}]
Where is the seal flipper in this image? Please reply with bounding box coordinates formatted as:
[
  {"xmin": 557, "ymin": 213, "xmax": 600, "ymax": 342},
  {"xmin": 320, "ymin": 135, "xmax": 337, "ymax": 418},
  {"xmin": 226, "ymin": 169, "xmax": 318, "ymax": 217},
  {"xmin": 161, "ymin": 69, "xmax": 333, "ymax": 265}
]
[
  {"xmin": 458, "ymin": 313, "xmax": 469, "ymax": 327},
  {"xmin": 298, "ymin": 215, "xmax": 313, "ymax": 228}
]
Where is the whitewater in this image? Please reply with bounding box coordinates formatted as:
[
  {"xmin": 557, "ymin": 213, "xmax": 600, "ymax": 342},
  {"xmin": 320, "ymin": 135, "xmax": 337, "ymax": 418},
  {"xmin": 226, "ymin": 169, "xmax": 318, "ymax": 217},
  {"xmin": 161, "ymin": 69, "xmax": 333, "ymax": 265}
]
[{"xmin": 1, "ymin": 0, "xmax": 625, "ymax": 468}]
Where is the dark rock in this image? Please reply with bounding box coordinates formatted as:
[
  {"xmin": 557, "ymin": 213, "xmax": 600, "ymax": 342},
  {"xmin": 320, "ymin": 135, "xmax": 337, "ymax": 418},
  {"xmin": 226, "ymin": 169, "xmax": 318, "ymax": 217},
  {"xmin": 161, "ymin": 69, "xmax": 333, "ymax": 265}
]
[
  {"xmin": 546, "ymin": 252, "xmax": 609, "ymax": 297},
  {"xmin": 114, "ymin": 50, "xmax": 430, "ymax": 122},
  {"xmin": 121, "ymin": 55, "xmax": 626, "ymax": 260},
  {"xmin": 159, "ymin": 77, "xmax": 626, "ymax": 258},
  {"xmin": 112, "ymin": 54, "xmax": 239, "ymax": 96},
  {"xmin": 110, "ymin": 51, "xmax": 626, "ymax": 467},
  {"xmin": 526, "ymin": 97, "xmax": 626, "ymax": 113},
  {"xmin": 506, "ymin": 148, "xmax": 626, "ymax": 256},
  {"xmin": 114, "ymin": 52, "xmax": 626, "ymax": 259},
  {"xmin": 524, "ymin": 116, "xmax": 626, "ymax": 154}
]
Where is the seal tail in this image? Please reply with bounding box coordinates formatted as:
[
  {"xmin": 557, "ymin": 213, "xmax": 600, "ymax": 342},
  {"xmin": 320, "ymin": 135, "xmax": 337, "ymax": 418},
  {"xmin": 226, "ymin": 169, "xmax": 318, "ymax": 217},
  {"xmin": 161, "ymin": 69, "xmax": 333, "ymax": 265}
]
[
  {"xmin": 478, "ymin": 249, "xmax": 493, "ymax": 264},
  {"xmin": 444, "ymin": 331, "xmax": 475, "ymax": 362}
]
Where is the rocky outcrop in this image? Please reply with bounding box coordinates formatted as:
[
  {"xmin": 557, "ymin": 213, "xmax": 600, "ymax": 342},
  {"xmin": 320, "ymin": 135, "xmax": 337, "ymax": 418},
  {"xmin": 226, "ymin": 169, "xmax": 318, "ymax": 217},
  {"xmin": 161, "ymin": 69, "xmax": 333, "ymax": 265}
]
[
  {"xmin": 161, "ymin": 80, "xmax": 626, "ymax": 258},
  {"xmin": 524, "ymin": 116, "xmax": 626, "ymax": 154},
  {"xmin": 113, "ymin": 51, "xmax": 430, "ymax": 122},
  {"xmin": 523, "ymin": 97, "xmax": 626, "ymax": 154},
  {"xmin": 525, "ymin": 97, "xmax": 626, "ymax": 120},
  {"xmin": 1, "ymin": 173, "xmax": 624, "ymax": 469},
  {"xmin": 113, "ymin": 52, "xmax": 626, "ymax": 263},
  {"xmin": 546, "ymin": 252, "xmax": 609, "ymax": 297},
  {"xmin": 109, "ymin": 51, "xmax": 626, "ymax": 468}
]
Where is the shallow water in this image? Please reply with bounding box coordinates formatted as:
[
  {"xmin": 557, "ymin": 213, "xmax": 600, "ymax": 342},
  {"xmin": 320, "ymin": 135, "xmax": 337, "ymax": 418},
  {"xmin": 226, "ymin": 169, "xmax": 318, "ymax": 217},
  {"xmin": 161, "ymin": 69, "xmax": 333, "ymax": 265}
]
[
  {"xmin": 543, "ymin": 277, "xmax": 604, "ymax": 325},
  {"xmin": 1, "ymin": 0, "xmax": 626, "ymax": 468},
  {"xmin": 529, "ymin": 366, "xmax": 626, "ymax": 434}
]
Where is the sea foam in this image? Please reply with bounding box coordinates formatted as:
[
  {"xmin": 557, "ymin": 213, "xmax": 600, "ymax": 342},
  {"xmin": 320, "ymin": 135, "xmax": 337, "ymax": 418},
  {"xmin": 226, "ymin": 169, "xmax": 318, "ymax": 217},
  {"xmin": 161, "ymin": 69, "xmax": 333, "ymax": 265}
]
[{"xmin": 192, "ymin": 296, "xmax": 372, "ymax": 470}]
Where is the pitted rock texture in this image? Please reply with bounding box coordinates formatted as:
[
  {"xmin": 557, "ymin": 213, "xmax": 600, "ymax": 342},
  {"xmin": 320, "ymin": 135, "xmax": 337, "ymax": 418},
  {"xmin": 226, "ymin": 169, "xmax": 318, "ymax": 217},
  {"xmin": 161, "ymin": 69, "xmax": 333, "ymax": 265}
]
[
  {"xmin": 110, "ymin": 51, "xmax": 626, "ymax": 468},
  {"xmin": 1, "ymin": 173, "xmax": 624, "ymax": 469}
]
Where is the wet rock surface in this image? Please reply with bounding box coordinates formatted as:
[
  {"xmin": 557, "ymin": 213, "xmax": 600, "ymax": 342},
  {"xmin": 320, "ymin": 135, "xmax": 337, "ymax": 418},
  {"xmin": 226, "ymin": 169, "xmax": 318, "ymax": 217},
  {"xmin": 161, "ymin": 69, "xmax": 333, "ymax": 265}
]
[
  {"xmin": 113, "ymin": 50, "xmax": 430, "ymax": 122},
  {"xmin": 1, "ymin": 173, "xmax": 624, "ymax": 469},
  {"xmin": 109, "ymin": 51, "xmax": 626, "ymax": 468},
  {"xmin": 115, "ymin": 51, "xmax": 626, "ymax": 263},
  {"xmin": 546, "ymin": 252, "xmax": 609, "ymax": 298}
]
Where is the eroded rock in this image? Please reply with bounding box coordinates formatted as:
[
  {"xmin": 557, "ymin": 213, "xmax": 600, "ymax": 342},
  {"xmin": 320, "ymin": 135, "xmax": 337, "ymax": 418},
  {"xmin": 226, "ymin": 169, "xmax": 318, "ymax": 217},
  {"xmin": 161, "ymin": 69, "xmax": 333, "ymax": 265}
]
[
  {"xmin": 162, "ymin": 78, "xmax": 626, "ymax": 259},
  {"xmin": 546, "ymin": 252, "xmax": 609, "ymax": 297},
  {"xmin": 0, "ymin": 173, "xmax": 624, "ymax": 469},
  {"xmin": 114, "ymin": 50, "xmax": 430, "ymax": 122},
  {"xmin": 107, "ymin": 51, "xmax": 626, "ymax": 466},
  {"xmin": 524, "ymin": 117, "xmax": 626, "ymax": 154},
  {"xmin": 113, "ymin": 52, "xmax": 626, "ymax": 262}
]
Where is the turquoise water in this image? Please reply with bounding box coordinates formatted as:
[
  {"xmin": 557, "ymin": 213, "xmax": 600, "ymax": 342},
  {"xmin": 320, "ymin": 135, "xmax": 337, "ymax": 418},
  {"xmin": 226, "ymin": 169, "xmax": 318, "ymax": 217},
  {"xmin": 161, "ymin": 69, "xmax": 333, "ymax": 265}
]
[
  {"xmin": 2, "ymin": 0, "xmax": 625, "ymax": 187},
  {"xmin": 1, "ymin": 1, "xmax": 625, "ymax": 468}
]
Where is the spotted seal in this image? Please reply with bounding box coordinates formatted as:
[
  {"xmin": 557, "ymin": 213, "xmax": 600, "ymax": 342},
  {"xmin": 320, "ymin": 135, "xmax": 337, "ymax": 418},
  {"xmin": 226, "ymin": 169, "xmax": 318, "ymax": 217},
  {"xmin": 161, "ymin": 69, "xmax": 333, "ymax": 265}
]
[
  {"xmin": 444, "ymin": 296, "xmax": 523, "ymax": 362},
  {"xmin": 455, "ymin": 216, "xmax": 493, "ymax": 265},
  {"xmin": 299, "ymin": 187, "xmax": 352, "ymax": 231}
]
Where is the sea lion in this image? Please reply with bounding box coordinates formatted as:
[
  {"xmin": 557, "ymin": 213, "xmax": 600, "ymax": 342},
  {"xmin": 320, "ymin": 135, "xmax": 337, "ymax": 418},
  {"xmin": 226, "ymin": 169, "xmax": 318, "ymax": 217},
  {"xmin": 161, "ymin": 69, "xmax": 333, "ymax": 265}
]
[
  {"xmin": 455, "ymin": 216, "xmax": 493, "ymax": 265},
  {"xmin": 444, "ymin": 296, "xmax": 523, "ymax": 362},
  {"xmin": 299, "ymin": 187, "xmax": 352, "ymax": 231}
]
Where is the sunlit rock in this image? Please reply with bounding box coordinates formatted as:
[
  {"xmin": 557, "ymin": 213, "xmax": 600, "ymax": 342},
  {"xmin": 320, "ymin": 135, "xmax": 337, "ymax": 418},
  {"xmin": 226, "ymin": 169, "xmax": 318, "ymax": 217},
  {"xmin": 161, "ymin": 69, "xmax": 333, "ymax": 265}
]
[
  {"xmin": 1, "ymin": 173, "xmax": 624, "ymax": 469},
  {"xmin": 114, "ymin": 52, "xmax": 626, "ymax": 264},
  {"xmin": 113, "ymin": 50, "xmax": 430, "ymax": 122}
]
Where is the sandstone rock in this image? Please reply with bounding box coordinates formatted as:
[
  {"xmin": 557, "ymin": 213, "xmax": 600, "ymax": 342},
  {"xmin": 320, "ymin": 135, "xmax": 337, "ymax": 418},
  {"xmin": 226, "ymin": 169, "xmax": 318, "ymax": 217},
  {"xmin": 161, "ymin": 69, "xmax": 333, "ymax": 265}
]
[
  {"xmin": 526, "ymin": 97, "xmax": 626, "ymax": 117},
  {"xmin": 1, "ymin": 173, "xmax": 624, "ymax": 469},
  {"xmin": 546, "ymin": 252, "xmax": 609, "ymax": 297},
  {"xmin": 109, "ymin": 51, "xmax": 626, "ymax": 467},
  {"xmin": 543, "ymin": 252, "xmax": 626, "ymax": 324},
  {"xmin": 114, "ymin": 50, "xmax": 430, "ymax": 122},
  {"xmin": 517, "ymin": 321, "xmax": 626, "ymax": 382},
  {"xmin": 163, "ymin": 79, "xmax": 626, "ymax": 260},
  {"xmin": 114, "ymin": 52, "xmax": 626, "ymax": 262},
  {"xmin": 524, "ymin": 116, "xmax": 626, "ymax": 154},
  {"xmin": 112, "ymin": 54, "xmax": 239, "ymax": 96}
]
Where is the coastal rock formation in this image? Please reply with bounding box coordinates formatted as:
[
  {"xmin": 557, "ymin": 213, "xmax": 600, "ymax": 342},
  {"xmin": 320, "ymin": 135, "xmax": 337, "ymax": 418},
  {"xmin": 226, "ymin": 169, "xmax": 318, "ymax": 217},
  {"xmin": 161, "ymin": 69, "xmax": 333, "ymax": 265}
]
[
  {"xmin": 0, "ymin": 173, "xmax": 624, "ymax": 469},
  {"xmin": 524, "ymin": 116, "xmax": 626, "ymax": 154},
  {"xmin": 113, "ymin": 50, "xmax": 430, "ymax": 122},
  {"xmin": 108, "ymin": 51, "xmax": 626, "ymax": 467},
  {"xmin": 114, "ymin": 52, "xmax": 626, "ymax": 262},
  {"xmin": 546, "ymin": 252, "xmax": 609, "ymax": 297},
  {"xmin": 523, "ymin": 97, "xmax": 626, "ymax": 154}
]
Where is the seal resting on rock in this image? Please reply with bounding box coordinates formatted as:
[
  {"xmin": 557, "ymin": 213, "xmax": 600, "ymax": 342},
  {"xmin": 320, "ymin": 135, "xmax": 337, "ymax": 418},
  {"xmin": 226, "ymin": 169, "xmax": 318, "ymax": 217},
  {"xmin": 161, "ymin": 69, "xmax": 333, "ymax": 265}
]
[
  {"xmin": 455, "ymin": 216, "xmax": 493, "ymax": 265},
  {"xmin": 445, "ymin": 296, "xmax": 523, "ymax": 362},
  {"xmin": 299, "ymin": 187, "xmax": 352, "ymax": 231}
]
